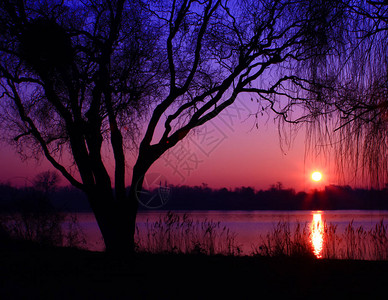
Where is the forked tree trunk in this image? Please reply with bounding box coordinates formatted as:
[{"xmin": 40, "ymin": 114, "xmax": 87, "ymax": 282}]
[
  {"xmin": 86, "ymin": 191, "xmax": 137, "ymax": 254},
  {"xmin": 85, "ymin": 163, "xmax": 146, "ymax": 254}
]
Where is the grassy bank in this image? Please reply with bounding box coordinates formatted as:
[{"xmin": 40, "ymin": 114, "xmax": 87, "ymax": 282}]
[{"xmin": 1, "ymin": 241, "xmax": 388, "ymax": 299}]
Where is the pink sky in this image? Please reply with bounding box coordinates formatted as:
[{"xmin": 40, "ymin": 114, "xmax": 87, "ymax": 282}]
[
  {"xmin": 0, "ymin": 98, "xmax": 341, "ymax": 192},
  {"xmin": 149, "ymin": 107, "xmax": 336, "ymax": 191}
]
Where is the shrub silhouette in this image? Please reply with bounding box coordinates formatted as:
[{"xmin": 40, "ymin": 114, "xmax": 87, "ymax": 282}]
[{"xmin": 0, "ymin": 172, "xmax": 86, "ymax": 248}]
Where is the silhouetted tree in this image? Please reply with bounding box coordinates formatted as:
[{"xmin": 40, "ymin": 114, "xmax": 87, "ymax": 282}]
[
  {"xmin": 0, "ymin": 0, "xmax": 342, "ymax": 252},
  {"xmin": 7, "ymin": 172, "xmax": 64, "ymax": 246},
  {"xmin": 33, "ymin": 170, "xmax": 60, "ymax": 195},
  {"xmin": 306, "ymin": 1, "xmax": 388, "ymax": 187}
]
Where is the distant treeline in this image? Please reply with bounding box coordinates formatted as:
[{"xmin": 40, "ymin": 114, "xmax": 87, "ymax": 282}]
[
  {"xmin": 0, "ymin": 184, "xmax": 90, "ymax": 212},
  {"xmin": 1, "ymin": 183, "xmax": 388, "ymax": 212},
  {"xmin": 155, "ymin": 185, "xmax": 388, "ymax": 211}
]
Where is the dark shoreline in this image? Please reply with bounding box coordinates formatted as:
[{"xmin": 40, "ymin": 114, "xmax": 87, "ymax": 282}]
[
  {"xmin": 2, "ymin": 183, "xmax": 388, "ymax": 212},
  {"xmin": 1, "ymin": 242, "xmax": 388, "ymax": 299}
]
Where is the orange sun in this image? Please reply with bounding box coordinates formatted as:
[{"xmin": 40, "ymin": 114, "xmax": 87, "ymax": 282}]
[{"xmin": 311, "ymin": 171, "xmax": 322, "ymax": 182}]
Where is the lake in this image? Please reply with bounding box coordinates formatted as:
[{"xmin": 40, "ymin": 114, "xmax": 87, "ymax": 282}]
[{"xmin": 75, "ymin": 210, "xmax": 388, "ymax": 259}]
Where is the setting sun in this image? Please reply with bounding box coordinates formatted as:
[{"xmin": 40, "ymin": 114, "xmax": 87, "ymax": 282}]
[{"xmin": 311, "ymin": 171, "xmax": 322, "ymax": 182}]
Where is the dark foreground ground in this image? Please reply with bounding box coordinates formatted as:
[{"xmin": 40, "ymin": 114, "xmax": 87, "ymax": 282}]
[{"xmin": 1, "ymin": 241, "xmax": 388, "ymax": 299}]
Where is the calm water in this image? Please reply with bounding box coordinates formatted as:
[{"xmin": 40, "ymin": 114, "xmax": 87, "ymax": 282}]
[{"xmin": 76, "ymin": 210, "xmax": 388, "ymax": 257}]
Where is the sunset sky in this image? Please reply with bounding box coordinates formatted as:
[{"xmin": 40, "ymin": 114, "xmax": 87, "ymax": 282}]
[
  {"xmin": 0, "ymin": 96, "xmax": 339, "ymax": 192},
  {"xmin": 149, "ymin": 99, "xmax": 337, "ymax": 192},
  {"xmin": 1, "ymin": 0, "xmax": 379, "ymax": 195}
]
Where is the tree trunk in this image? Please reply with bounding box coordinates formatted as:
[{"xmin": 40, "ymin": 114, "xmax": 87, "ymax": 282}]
[
  {"xmin": 87, "ymin": 190, "xmax": 136, "ymax": 254},
  {"xmin": 85, "ymin": 149, "xmax": 154, "ymax": 254}
]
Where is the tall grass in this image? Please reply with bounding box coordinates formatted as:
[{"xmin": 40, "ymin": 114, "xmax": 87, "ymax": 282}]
[
  {"xmin": 252, "ymin": 219, "xmax": 388, "ymax": 260},
  {"xmin": 340, "ymin": 220, "xmax": 388, "ymax": 260},
  {"xmin": 0, "ymin": 212, "xmax": 87, "ymax": 249},
  {"xmin": 136, "ymin": 212, "xmax": 388, "ymax": 260},
  {"xmin": 135, "ymin": 211, "xmax": 242, "ymax": 255},
  {"xmin": 322, "ymin": 222, "xmax": 339, "ymax": 259},
  {"xmin": 251, "ymin": 221, "xmax": 314, "ymax": 258}
]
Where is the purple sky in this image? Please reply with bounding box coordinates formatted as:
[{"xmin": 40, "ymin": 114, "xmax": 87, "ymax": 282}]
[{"xmin": 0, "ymin": 98, "xmax": 340, "ymax": 192}]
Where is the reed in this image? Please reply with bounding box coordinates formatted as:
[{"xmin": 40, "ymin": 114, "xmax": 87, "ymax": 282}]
[
  {"xmin": 136, "ymin": 212, "xmax": 388, "ymax": 260},
  {"xmin": 0, "ymin": 212, "xmax": 86, "ymax": 248},
  {"xmin": 252, "ymin": 221, "xmax": 314, "ymax": 258},
  {"xmin": 135, "ymin": 211, "xmax": 241, "ymax": 255},
  {"xmin": 322, "ymin": 222, "xmax": 339, "ymax": 259},
  {"xmin": 253, "ymin": 218, "xmax": 388, "ymax": 260},
  {"xmin": 369, "ymin": 220, "xmax": 388, "ymax": 260}
]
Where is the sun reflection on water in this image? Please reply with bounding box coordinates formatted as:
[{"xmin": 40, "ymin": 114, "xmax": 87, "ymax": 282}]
[{"xmin": 311, "ymin": 213, "xmax": 324, "ymax": 258}]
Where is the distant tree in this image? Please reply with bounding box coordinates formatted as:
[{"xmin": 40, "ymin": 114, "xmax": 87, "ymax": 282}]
[
  {"xmin": 0, "ymin": 0, "xmax": 343, "ymax": 252},
  {"xmin": 275, "ymin": 182, "xmax": 283, "ymax": 191},
  {"xmin": 0, "ymin": 171, "xmax": 86, "ymax": 247},
  {"xmin": 33, "ymin": 170, "xmax": 60, "ymax": 195},
  {"xmin": 5, "ymin": 172, "xmax": 64, "ymax": 246}
]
